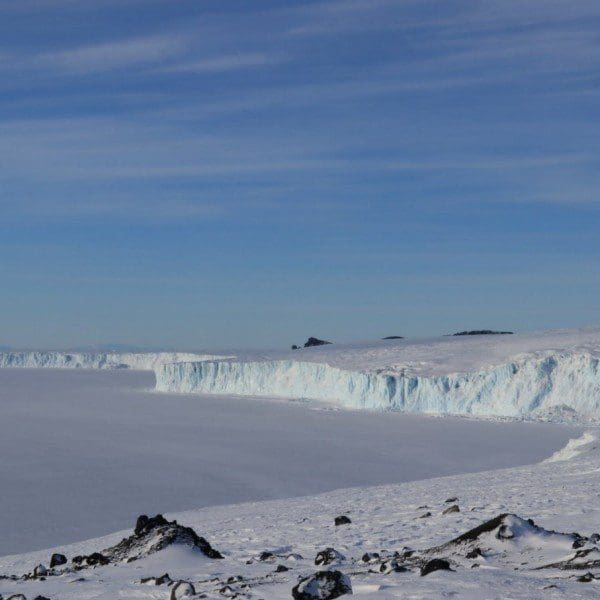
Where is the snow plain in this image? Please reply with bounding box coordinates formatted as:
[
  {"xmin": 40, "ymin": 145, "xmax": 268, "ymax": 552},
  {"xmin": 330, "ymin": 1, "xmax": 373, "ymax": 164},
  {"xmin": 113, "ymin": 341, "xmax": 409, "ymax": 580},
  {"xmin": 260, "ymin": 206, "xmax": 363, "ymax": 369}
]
[{"xmin": 0, "ymin": 368, "xmax": 575, "ymax": 556}]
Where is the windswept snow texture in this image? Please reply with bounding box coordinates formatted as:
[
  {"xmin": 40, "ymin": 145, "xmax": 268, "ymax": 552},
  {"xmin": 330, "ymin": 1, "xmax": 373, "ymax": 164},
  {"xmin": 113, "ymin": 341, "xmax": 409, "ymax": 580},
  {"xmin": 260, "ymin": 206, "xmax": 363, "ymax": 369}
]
[
  {"xmin": 0, "ymin": 369, "xmax": 576, "ymax": 555},
  {"xmin": 1, "ymin": 431, "xmax": 600, "ymax": 599},
  {"xmin": 156, "ymin": 327, "xmax": 600, "ymax": 419},
  {"xmin": 0, "ymin": 350, "xmax": 229, "ymax": 370}
]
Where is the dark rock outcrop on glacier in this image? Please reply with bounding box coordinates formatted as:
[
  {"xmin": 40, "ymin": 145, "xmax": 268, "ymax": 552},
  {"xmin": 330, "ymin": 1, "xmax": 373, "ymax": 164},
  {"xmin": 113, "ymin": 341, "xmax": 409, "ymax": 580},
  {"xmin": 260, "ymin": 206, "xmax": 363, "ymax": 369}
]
[
  {"xmin": 292, "ymin": 570, "xmax": 352, "ymax": 599},
  {"xmin": 49, "ymin": 554, "xmax": 66, "ymax": 568},
  {"xmin": 452, "ymin": 330, "xmax": 513, "ymax": 336},
  {"xmin": 334, "ymin": 515, "xmax": 351, "ymax": 526},
  {"xmin": 304, "ymin": 337, "xmax": 332, "ymax": 348}
]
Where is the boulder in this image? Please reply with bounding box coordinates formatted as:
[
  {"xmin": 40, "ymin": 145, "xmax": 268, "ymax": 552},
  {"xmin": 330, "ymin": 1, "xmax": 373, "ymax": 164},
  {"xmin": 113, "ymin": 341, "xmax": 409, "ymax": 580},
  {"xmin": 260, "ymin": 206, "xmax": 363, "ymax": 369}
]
[
  {"xmin": 33, "ymin": 564, "xmax": 48, "ymax": 577},
  {"xmin": 169, "ymin": 581, "xmax": 196, "ymax": 599},
  {"xmin": 334, "ymin": 516, "xmax": 351, "ymax": 526},
  {"xmin": 443, "ymin": 505, "xmax": 460, "ymax": 515},
  {"xmin": 420, "ymin": 558, "xmax": 452, "ymax": 576},
  {"xmin": 315, "ymin": 547, "xmax": 345, "ymax": 566},
  {"xmin": 292, "ymin": 570, "xmax": 352, "ymax": 599},
  {"xmin": 50, "ymin": 553, "xmax": 67, "ymax": 568}
]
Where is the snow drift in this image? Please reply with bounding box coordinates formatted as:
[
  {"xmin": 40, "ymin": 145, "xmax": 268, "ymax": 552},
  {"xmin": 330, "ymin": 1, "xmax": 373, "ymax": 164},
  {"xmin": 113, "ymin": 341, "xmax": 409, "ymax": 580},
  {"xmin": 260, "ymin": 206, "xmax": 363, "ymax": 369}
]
[
  {"xmin": 0, "ymin": 351, "xmax": 229, "ymax": 371},
  {"xmin": 155, "ymin": 350, "xmax": 600, "ymax": 419}
]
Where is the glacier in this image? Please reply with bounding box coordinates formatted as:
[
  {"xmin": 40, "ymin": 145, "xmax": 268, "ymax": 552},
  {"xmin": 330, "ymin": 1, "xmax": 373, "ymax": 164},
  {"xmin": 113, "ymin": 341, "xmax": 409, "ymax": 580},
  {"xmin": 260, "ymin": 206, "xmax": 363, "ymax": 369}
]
[
  {"xmin": 0, "ymin": 351, "xmax": 229, "ymax": 371},
  {"xmin": 155, "ymin": 342, "xmax": 600, "ymax": 419}
]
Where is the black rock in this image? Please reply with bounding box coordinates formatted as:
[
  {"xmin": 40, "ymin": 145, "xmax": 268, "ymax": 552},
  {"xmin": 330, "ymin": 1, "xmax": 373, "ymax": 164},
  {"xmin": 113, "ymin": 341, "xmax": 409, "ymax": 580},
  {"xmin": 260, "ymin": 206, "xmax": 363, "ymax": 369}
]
[
  {"xmin": 334, "ymin": 515, "xmax": 351, "ymax": 526},
  {"xmin": 141, "ymin": 573, "xmax": 172, "ymax": 585},
  {"xmin": 466, "ymin": 547, "xmax": 483, "ymax": 559},
  {"xmin": 382, "ymin": 336, "xmax": 403, "ymax": 340},
  {"xmin": 362, "ymin": 552, "xmax": 380, "ymax": 563},
  {"xmin": 107, "ymin": 514, "xmax": 223, "ymax": 562},
  {"xmin": 292, "ymin": 570, "xmax": 352, "ymax": 600},
  {"xmin": 380, "ymin": 559, "xmax": 408, "ymax": 574},
  {"xmin": 419, "ymin": 512, "xmax": 432, "ymax": 519},
  {"xmin": 259, "ymin": 551, "xmax": 275, "ymax": 561},
  {"xmin": 577, "ymin": 572, "xmax": 595, "ymax": 582},
  {"xmin": 443, "ymin": 505, "xmax": 460, "ymax": 515},
  {"xmin": 445, "ymin": 497, "xmax": 458, "ymax": 503},
  {"xmin": 50, "ymin": 553, "xmax": 67, "ymax": 568},
  {"xmin": 420, "ymin": 558, "xmax": 453, "ymax": 576},
  {"xmin": 304, "ymin": 337, "xmax": 332, "ymax": 348},
  {"xmin": 170, "ymin": 580, "xmax": 196, "ymax": 599},
  {"xmin": 452, "ymin": 330, "xmax": 513, "ymax": 336},
  {"xmin": 291, "ymin": 345, "xmax": 299, "ymax": 350},
  {"xmin": 314, "ymin": 547, "xmax": 345, "ymax": 566},
  {"xmin": 275, "ymin": 564, "xmax": 289, "ymax": 572},
  {"xmin": 34, "ymin": 597, "xmax": 52, "ymax": 600}
]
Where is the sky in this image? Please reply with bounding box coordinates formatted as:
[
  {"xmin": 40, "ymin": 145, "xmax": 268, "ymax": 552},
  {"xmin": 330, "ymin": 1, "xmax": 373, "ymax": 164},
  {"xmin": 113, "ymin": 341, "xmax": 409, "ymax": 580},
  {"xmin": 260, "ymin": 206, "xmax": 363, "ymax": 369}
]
[{"xmin": 0, "ymin": 0, "xmax": 599, "ymax": 350}]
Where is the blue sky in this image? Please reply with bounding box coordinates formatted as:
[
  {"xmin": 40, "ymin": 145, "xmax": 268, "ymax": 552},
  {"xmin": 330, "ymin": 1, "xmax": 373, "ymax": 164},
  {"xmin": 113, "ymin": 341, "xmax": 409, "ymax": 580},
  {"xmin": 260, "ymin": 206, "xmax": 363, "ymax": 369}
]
[{"xmin": 1, "ymin": 0, "xmax": 599, "ymax": 349}]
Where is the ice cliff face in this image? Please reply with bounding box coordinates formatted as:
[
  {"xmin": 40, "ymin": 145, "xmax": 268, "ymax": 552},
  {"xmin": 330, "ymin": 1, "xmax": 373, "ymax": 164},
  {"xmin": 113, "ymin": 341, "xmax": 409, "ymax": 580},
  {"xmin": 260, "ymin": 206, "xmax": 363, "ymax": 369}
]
[
  {"xmin": 155, "ymin": 351, "xmax": 600, "ymax": 419},
  {"xmin": 0, "ymin": 351, "xmax": 229, "ymax": 371}
]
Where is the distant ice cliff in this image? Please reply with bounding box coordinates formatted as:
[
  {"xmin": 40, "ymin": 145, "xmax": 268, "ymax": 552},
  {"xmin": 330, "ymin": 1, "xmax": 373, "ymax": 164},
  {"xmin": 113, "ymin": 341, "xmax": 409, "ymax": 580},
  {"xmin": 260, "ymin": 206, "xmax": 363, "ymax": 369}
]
[
  {"xmin": 155, "ymin": 351, "xmax": 600, "ymax": 419},
  {"xmin": 0, "ymin": 351, "xmax": 229, "ymax": 370}
]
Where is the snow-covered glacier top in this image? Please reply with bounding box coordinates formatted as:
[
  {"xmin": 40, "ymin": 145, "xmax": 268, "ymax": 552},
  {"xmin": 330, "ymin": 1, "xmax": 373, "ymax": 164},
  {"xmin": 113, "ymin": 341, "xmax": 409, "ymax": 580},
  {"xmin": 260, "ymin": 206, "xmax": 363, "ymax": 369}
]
[
  {"xmin": 155, "ymin": 328, "xmax": 600, "ymax": 420},
  {"xmin": 257, "ymin": 327, "xmax": 600, "ymax": 377}
]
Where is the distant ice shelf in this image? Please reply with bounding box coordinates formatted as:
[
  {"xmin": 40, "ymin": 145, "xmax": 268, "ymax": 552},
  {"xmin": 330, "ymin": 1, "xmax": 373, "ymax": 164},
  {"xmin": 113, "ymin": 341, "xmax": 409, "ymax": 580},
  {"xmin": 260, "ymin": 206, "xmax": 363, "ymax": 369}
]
[
  {"xmin": 155, "ymin": 348, "xmax": 600, "ymax": 420},
  {"xmin": 0, "ymin": 351, "xmax": 230, "ymax": 371}
]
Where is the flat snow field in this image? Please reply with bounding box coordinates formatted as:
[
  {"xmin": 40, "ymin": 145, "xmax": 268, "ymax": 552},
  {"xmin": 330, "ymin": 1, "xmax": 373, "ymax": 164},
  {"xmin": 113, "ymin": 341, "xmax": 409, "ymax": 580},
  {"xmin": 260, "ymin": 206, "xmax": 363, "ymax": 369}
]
[{"xmin": 0, "ymin": 368, "xmax": 578, "ymax": 556}]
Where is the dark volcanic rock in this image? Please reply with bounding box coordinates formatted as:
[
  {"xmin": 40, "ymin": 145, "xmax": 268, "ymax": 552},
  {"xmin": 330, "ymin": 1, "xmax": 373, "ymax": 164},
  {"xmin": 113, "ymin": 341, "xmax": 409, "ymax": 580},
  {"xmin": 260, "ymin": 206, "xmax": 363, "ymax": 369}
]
[
  {"xmin": 453, "ymin": 330, "xmax": 513, "ymax": 336},
  {"xmin": 334, "ymin": 515, "xmax": 351, "ymax": 526},
  {"xmin": 382, "ymin": 336, "xmax": 403, "ymax": 340},
  {"xmin": 315, "ymin": 547, "xmax": 345, "ymax": 566},
  {"xmin": 50, "ymin": 553, "xmax": 67, "ymax": 568},
  {"xmin": 170, "ymin": 580, "xmax": 196, "ymax": 599},
  {"xmin": 292, "ymin": 570, "xmax": 352, "ymax": 599},
  {"xmin": 304, "ymin": 337, "xmax": 332, "ymax": 348},
  {"xmin": 443, "ymin": 505, "xmax": 460, "ymax": 515},
  {"xmin": 106, "ymin": 514, "xmax": 223, "ymax": 563},
  {"xmin": 420, "ymin": 558, "xmax": 452, "ymax": 576}
]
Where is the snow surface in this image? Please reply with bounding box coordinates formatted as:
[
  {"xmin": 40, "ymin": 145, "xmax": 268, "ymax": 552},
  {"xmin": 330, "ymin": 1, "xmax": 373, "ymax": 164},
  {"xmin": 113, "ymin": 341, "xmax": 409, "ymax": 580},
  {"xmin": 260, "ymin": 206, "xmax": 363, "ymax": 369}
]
[
  {"xmin": 0, "ymin": 369, "xmax": 576, "ymax": 556},
  {"xmin": 1, "ymin": 430, "xmax": 599, "ymax": 599},
  {"xmin": 155, "ymin": 327, "xmax": 600, "ymax": 420}
]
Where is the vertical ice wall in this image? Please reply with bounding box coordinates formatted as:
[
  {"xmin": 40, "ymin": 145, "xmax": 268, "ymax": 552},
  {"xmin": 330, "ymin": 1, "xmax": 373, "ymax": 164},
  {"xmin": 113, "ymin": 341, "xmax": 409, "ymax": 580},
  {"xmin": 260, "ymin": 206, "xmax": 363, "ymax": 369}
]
[{"xmin": 155, "ymin": 353, "xmax": 600, "ymax": 418}]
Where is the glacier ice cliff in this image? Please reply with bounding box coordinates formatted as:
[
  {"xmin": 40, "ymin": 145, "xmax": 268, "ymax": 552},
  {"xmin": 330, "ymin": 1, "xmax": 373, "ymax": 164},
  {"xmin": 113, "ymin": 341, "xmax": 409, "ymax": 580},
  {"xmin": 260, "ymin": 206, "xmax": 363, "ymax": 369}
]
[
  {"xmin": 155, "ymin": 352, "xmax": 600, "ymax": 419},
  {"xmin": 0, "ymin": 351, "xmax": 228, "ymax": 371}
]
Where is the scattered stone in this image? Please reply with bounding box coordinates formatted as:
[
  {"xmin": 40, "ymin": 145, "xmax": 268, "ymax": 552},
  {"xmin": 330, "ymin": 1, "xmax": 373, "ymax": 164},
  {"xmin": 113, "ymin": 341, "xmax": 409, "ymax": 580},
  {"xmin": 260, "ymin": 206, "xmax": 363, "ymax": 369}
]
[
  {"xmin": 303, "ymin": 337, "xmax": 332, "ymax": 348},
  {"xmin": 380, "ymin": 559, "xmax": 408, "ymax": 574},
  {"xmin": 334, "ymin": 515, "xmax": 351, "ymax": 526},
  {"xmin": 170, "ymin": 580, "xmax": 196, "ymax": 599},
  {"xmin": 315, "ymin": 547, "xmax": 345, "ymax": 566},
  {"xmin": 72, "ymin": 552, "xmax": 109, "ymax": 567},
  {"xmin": 443, "ymin": 505, "xmax": 460, "ymax": 515},
  {"xmin": 361, "ymin": 552, "xmax": 380, "ymax": 563},
  {"xmin": 292, "ymin": 570, "xmax": 352, "ymax": 599},
  {"xmin": 50, "ymin": 553, "xmax": 67, "ymax": 568},
  {"xmin": 291, "ymin": 345, "xmax": 299, "ymax": 350},
  {"xmin": 419, "ymin": 512, "xmax": 432, "ymax": 519},
  {"xmin": 34, "ymin": 597, "xmax": 52, "ymax": 600},
  {"xmin": 420, "ymin": 558, "xmax": 453, "ymax": 576},
  {"xmin": 466, "ymin": 547, "xmax": 483, "ymax": 559},
  {"xmin": 259, "ymin": 551, "xmax": 275, "ymax": 561},
  {"xmin": 275, "ymin": 564, "xmax": 289, "ymax": 572},
  {"xmin": 577, "ymin": 572, "xmax": 595, "ymax": 582},
  {"xmin": 382, "ymin": 336, "xmax": 403, "ymax": 340},
  {"xmin": 141, "ymin": 573, "xmax": 172, "ymax": 585},
  {"xmin": 445, "ymin": 497, "xmax": 458, "ymax": 503},
  {"xmin": 7, "ymin": 596, "xmax": 27, "ymax": 600},
  {"xmin": 33, "ymin": 564, "xmax": 48, "ymax": 577}
]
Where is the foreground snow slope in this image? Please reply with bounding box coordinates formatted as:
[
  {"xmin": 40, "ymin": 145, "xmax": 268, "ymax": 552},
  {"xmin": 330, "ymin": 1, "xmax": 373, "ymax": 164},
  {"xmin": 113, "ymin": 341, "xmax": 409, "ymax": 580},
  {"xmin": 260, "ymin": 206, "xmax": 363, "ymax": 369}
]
[
  {"xmin": 156, "ymin": 327, "xmax": 600, "ymax": 419},
  {"xmin": 2, "ymin": 430, "xmax": 599, "ymax": 599},
  {"xmin": 0, "ymin": 350, "xmax": 229, "ymax": 370}
]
